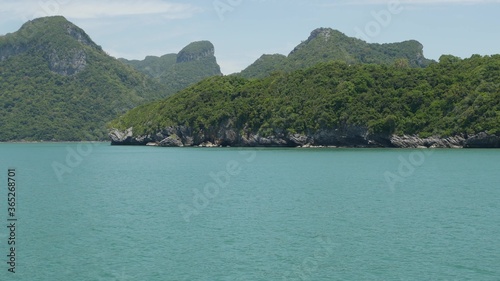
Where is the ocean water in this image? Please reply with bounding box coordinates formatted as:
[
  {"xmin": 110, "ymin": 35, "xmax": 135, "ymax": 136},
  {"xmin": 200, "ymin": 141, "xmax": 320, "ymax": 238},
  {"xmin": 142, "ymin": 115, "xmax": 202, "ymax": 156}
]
[{"xmin": 0, "ymin": 143, "xmax": 499, "ymax": 280}]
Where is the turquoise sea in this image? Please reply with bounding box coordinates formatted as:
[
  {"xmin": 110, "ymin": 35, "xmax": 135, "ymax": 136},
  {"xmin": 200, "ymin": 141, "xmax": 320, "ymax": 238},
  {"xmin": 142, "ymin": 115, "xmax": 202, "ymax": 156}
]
[{"xmin": 0, "ymin": 143, "xmax": 499, "ymax": 280}]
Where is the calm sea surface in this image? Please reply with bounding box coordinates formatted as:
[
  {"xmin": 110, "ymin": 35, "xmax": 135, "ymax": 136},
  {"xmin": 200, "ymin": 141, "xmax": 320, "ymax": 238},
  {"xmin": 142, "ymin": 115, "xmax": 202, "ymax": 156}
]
[{"xmin": 0, "ymin": 143, "xmax": 499, "ymax": 280}]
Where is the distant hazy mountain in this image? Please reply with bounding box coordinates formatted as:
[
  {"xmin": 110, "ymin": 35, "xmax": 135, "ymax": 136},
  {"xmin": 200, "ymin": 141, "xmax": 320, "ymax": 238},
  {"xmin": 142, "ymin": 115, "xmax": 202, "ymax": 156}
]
[
  {"xmin": 120, "ymin": 41, "xmax": 222, "ymax": 96},
  {"xmin": 0, "ymin": 16, "xmax": 167, "ymax": 141},
  {"xmin": 238, "ymin": 28, "xmax": 434, "ymax": 79},
  {"xmin": 119, "ymin": 54, "xmax": 177, "ymax": 79}
]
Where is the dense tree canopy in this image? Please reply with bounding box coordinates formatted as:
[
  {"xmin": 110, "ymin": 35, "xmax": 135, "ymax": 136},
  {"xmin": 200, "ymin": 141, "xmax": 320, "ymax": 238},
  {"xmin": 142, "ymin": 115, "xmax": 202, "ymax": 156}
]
[
  {"xmin": 237, "ymin": 28, "xmax": 434, "ymax": 79},
  {"xmin": 0, "ymin": 16, "xmax": 167, "ymax": 141},
  {"xmin": 120, "ymin": 41, "xmax": 222, "ymax": 96},
  {"xmin": 110, "ymin": 55, "xmax": 500, "ymax": 139}
]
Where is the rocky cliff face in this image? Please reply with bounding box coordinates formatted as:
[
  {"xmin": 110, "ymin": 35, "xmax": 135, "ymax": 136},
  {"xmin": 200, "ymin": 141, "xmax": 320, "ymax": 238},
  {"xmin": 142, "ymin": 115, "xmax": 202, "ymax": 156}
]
[
  {"xmin": 0, "ymin": 16, "xmax": 102, "ymax": 76},
  {"xmin": 239, "ymin": 27, "xmax": 434, "ymax": 79},
  {"xmin": 176, "ymin": 41, "xmax": 216, "ymax": 63},
  {"xmin": 0, "ymin": 16, "xmax": 168, "ymax": 141},
  {"xmin": 109, "ymin": 125, "xmax": 498, "ymax": 148},
  {"xmin": 119, "ymin": 40, "xmax": 221, "ymax": 95},
  {"xmin": 47, "ymin": 49, "xmax": 87, "ymax": 76},
  {"xmin": 464, "ymin": 132, "xmax": 500, "ymax": 148},
  {"xmin": 290, "ymin": 28, "xmax": 339, "ymax": 55},
  {"xmin": 65, "ymin": 24, "xmax": 97, "ymax": 48}
]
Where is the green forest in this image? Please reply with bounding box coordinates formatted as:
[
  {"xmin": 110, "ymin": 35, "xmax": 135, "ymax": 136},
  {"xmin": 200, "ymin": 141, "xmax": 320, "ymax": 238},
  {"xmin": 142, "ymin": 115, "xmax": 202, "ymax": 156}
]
[
  {"xmin": 237, "ymin": 28, "xmax": 434, "ymax": 79},
  {"xmin": 0, "ymin": 16, "xmax": 166, "ymax": 141},
  {"xmin": 110, "ymin": 55, "xmax": 500, "ymax": 139},
  {"xmin": 120, "ymin": 41, "xmax": 222, "ymax": 96},
  {"xmin": 1, "ymin": 17, "xmax": 499, "ymax": 143}
]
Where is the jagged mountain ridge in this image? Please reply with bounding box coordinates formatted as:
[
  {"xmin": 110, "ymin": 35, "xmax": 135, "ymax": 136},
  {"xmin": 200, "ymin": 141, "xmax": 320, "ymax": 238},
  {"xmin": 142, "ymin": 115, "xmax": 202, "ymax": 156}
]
[
  {"xmin": 0, "ymin": 16, "xmax": 102, "ymax": 76},
  {"xmin": 119, "ymin": 41, "xmax": 222, "ymax": 96},
  {"xmin": 0, "ymin": 16, "xmax": 168, "ymax": 141},
  {"xmin": 238, "ymin": 28, "xmax": 434, "ymax": 79}
]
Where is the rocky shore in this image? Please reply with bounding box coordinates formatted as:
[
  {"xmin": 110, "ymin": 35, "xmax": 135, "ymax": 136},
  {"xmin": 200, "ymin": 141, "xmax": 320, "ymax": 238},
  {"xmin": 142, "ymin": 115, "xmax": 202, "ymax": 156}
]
[{"xmin": 109, "ymin": 126, "xmax": 500, "ymax": 148}]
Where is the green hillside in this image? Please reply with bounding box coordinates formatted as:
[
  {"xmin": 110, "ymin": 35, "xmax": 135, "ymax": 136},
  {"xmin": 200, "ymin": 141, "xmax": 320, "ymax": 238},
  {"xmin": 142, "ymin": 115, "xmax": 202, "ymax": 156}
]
[
  {"xmin": 120, "ymin": 41, "xmax": 222, "ymax": 96},
  {"xmin": 238, "ymin": 28, "xmax": 434, "ymax": 79},
  {"xmin": 110, "ymin": 54, "xmax": 500, "ymax": 141},
  {"xmin": 0, "ymin": 16, "xmax": 167, "ymax": 141},
  {"xmin": 118, "ymin": 54, "xmax": 177, "ymax": 79}
]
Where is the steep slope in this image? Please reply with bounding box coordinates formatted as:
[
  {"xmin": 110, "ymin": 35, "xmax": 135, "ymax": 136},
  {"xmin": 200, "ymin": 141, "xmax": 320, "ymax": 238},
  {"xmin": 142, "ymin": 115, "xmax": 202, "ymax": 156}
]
[
  {"xmin": 120, "ymin": 41, "xmax": 222, "ymax": 95},
  {"xmin": 236, "ymin": 54, "xmax": 288, "ymax": 80},
  {"xmin": 0, "ymin": 16, "xmax": 167, "ymax": 141},
  {"xmin": 238, "ymin": 28, "xmax": 434, "ymax": 79},
  {"xmin": 118, "ymin": 54, "xmax": 177, "ymax": 79},
  {"xmin": 109, "ymin": 55, "xmax": 500, "ymax": 148}
]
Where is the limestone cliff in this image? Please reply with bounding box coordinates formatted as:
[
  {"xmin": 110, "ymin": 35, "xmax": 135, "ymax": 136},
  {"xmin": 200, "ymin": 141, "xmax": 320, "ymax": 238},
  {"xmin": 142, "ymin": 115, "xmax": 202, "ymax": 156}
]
[
  {"xmin": 109, "ymin": 125, "xmax": 498, "ymax": 148},
  {"xmin": 176, "ymin": 41, "xmax": 216, "ymax": 63}
]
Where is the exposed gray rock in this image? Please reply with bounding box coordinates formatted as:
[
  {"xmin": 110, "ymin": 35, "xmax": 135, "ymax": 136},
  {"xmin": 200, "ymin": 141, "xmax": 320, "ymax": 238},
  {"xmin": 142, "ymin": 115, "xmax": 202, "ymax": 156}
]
[
  {"xmin": 48, "ymin": 49, "xmax": 87, "ymax": 76},
  {"xmin": 390, "ymin": 135, "xmax": 465, "ymax": 148},
  {"xmin": 289, "ymin": 134, "xmax": 310, "ymax": 146},
  {"xmin": 66, "ymin": 25, "xmax": 96, "ymax": 48},
  {"xmin": 240, "ymin": 134, "xmax": 259, "ymax": 147},
  {"xmin": 464, "ymin": 132, "xmax": 500, "ymax": 148},
  {"xmin": 176, "ymin": 41, "xmax": 215, "ymax": 63},
  {"xmin": 110, "ymin": 127, "xmax": 152, "ymax": 145},
  {"xmin": 258, "ymin": 134, "xmax": 288, "ymax": 146},
  {"xmin": 216, "ymin": 127, "xmax": 238, "ymax": 145},
  {"xmin": 109, "ymin": 125, "xmax": 499, "ymax": 149},
  {"xmin": 312, "ymin": 126, "xmax": 375, "ymax": 147},
  {"xmin": 183, "ymin": 136, "xmax": 195, "ymax": 147},
  {"xmin": 159, "ymin": 135, "xmax": 184, "ymax": 147},
  {"xmin": 199, "ymin": 142, "xmax": 217, "ymax": 148},
  {"xmin": 109, "ymin": 127, "xmax": 133, "ymax": 144}
]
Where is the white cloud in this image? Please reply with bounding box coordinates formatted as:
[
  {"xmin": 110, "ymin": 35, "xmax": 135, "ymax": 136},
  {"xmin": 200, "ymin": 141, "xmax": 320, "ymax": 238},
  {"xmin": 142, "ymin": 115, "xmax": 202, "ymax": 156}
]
[
  {"xmin": 327, "ymin": 0, "xmax": 500, "ymax": 5},
  {"xmin": 0, "ymin": 0, "xmax": 202, "ymax": 21}
]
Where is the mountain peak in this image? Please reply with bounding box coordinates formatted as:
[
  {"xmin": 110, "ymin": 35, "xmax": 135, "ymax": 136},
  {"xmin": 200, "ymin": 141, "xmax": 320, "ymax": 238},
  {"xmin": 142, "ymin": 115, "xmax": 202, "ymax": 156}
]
[
  {"xmin": 120, "ymin": 40, "xmax": 221, "ymax": 95},
  {"xmin": 0, "ymin": 17, "xmax": 168, "ymax": 141},
  {"xmin": 1, "ymin": 16, "xmax": 102, "ymax": 76},
  {"xmin": 239, "ymin": 27, "xmax": 434, "ymax": 78},
  {"xmin": 18, "ymin": 16, "xmax": 97, "ymax": 47},
  {"xmin": 289, "ymin": 28, "xmax": 348, "ymax": 57},
  {"xmin": 176, "ymin": 41, "xmax": 215, "ymax": 63},
  {"xmin": 308, "ymin": 27, "xmax": 346, "ymax": 41}
]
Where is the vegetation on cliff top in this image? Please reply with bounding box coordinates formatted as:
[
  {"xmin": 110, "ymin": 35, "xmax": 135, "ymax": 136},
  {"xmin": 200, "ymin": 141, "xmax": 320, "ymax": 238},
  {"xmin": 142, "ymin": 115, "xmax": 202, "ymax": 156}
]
[
  {"xmin": 110, "ymin": 54, "xmax": 500, "ymax": 139},
  {"xmin": 238, "ymin": 28, "xmax": 434, "ymax": 79},
  {"xmin": 119, "ymin": 40, "xmax": 222, "ymax": 96},
  {"xmin": 0, "ymin": 16, "xmax": 167, "ymax": 141},
  {"xmin": 2, "ymin": 17, "xmax": 498, "ymax": 142}
]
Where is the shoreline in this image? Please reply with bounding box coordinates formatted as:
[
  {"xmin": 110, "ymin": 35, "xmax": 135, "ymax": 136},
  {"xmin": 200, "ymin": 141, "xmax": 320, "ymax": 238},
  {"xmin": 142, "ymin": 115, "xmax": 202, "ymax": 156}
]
[
  {"xmin": 109, "ymin": 127, "xmax": 500, "ymax": 149},
  {"xmin": 113, "ymin": 141, "xmax": 488, "ymax": 149},
  {"xmin": 0, "ymin": 141, "xmax": 110, "ymax": 144},
  {"xmin": 1, "ymin": 141, "xmax": 499, "ymax": 149}
]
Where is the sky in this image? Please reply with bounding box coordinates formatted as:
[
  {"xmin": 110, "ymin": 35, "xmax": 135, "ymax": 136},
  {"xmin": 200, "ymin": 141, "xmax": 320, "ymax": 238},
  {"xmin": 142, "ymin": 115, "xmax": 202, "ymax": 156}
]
[{"xmin": 0, "ymin": 0, "xmax": 499, "ymax": 74}]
